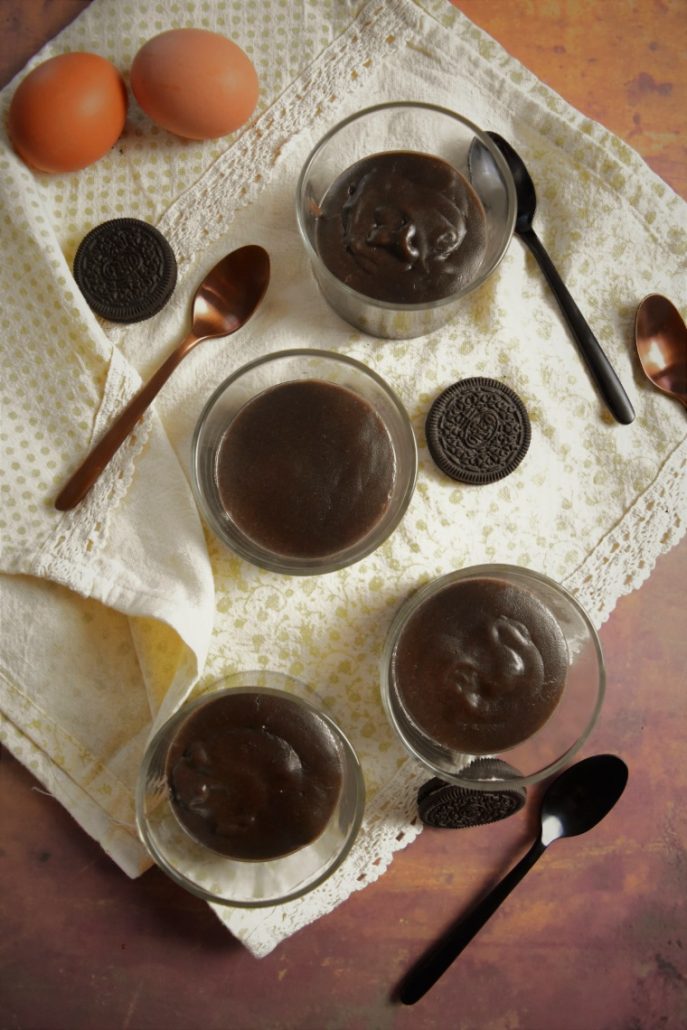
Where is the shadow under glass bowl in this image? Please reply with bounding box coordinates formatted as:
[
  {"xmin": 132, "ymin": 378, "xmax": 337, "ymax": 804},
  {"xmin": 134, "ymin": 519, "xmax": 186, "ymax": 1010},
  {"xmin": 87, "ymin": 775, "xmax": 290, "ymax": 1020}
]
[
  {"xmin": 191, "ymin": 348, "xmax": 418, "ymax": 575},
  {"xmin": 295, "ymin": 101, "xmax": 516, "ymax": 339},
  {"xmin": 136, "ymin": 671, "xmax": 366, "ymax": 908},
  {"xmin": 380, "ymin": 564, "xmax": 605, "ymax": 791}
]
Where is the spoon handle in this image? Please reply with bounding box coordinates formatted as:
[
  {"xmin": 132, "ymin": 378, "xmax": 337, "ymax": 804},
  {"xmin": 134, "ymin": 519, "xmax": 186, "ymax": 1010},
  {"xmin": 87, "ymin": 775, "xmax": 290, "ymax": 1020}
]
[
  {"xmin": 519, "ymin": 227, "xmax": 635, "ymax": 425},
  {"xmin": 398, "ymin": 836, "xmax": 547, "ymax": 1005},
  {"xmin": 54, "ymin": 333, "xmax": 198, "ymax": 511}
]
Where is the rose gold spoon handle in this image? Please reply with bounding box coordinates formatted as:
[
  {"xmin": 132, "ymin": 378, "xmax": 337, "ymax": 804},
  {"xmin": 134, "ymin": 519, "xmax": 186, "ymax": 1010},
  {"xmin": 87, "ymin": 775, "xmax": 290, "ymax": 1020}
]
[
  {"xmin": 55, "ymin": 330, "xmax": 203, "ymax": 510},
  {"xmin": 55, "ymin": 245, "xmax": 270, "ymax": 512}
]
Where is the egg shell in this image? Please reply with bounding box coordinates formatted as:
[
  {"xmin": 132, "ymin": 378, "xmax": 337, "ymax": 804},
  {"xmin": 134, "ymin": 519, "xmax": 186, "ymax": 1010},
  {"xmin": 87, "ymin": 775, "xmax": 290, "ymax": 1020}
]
[
  {"xmin": 8, "ymin": 52, "xmax": 128, "ymax": 173},
  {"xmin": 131, "ymin": 28, "xmax": 259, "ymax": 141}
]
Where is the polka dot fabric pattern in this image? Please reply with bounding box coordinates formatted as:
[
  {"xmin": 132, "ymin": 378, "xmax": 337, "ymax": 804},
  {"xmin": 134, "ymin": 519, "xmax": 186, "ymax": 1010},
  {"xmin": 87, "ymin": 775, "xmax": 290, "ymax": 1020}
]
[
  {"xmin": 1, "ymin": 0, "xmax": 686, "ymax": 958},
  {"xmin": 1, "ymin": 0, "xmax": 350, "ymax": 246}
]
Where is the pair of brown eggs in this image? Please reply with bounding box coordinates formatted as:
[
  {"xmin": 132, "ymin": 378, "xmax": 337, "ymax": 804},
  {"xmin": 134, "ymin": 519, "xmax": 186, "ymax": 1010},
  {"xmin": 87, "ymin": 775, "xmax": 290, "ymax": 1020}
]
[{"xmin": 7, "ymin": 28, "xmax": 259, "ymax": 174}]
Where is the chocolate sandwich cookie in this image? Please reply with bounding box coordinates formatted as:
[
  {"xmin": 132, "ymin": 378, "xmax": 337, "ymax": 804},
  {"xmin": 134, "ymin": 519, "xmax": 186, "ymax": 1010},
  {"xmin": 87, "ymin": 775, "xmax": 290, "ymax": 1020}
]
[
  {"xmin": 425, "ymin": 376, "xmax": 531, "ymax": 484},
  {"xmin": 417, "ymin": 759, "xmax": 527, "ymax": 828},
  {"xmin": 73, "ymin": 217, "xmax": 177, "ymax": 323}
]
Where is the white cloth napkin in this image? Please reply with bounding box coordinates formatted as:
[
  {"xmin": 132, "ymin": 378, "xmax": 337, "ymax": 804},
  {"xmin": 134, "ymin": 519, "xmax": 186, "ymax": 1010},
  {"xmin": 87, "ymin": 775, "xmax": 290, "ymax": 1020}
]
[{"xmin": 1, "ymin": 0, "xmax": 685, "ymax": 957}]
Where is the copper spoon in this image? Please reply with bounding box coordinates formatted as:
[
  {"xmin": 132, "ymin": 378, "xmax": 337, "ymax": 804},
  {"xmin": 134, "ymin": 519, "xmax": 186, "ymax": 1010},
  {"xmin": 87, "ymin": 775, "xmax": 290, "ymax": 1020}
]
[
  {"xmin": 55, "ymin": 245, "xmax": 270, "ymax": 511},
  {"xmin": 634, "ymin": 293, "xmax": 687, "ymax": 408}
]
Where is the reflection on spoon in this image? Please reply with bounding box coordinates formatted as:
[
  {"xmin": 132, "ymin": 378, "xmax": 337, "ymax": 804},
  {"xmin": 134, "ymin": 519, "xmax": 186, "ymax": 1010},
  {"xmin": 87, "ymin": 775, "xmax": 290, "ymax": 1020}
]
[
  {"xmin": 398, "ymin": 754, "xmax": 628, "ymax": 1005},
  {"xmin": 634, "ymin": 293, "xmax": 687, "ymax": 408},
  {"xmin": 55, "ymin": 245, "xmax": 270, "ymax": 511}
]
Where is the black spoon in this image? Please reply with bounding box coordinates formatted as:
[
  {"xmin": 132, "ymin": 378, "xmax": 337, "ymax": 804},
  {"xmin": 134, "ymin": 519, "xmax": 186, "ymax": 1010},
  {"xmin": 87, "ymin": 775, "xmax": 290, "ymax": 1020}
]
[
  {"xmin": 469, "ymin": 132, "xmax": 635, "ymax": 425},
  {"xmin": 398, "ymin": 754, "xmax": 629, "ymax": 1005}
]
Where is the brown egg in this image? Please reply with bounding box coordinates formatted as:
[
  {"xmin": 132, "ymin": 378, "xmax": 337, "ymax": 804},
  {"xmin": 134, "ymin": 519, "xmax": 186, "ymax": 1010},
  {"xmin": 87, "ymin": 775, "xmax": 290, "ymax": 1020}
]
[
  {"xmin": 8, "ymin": 52, "xmax": 128, "ymax": 173},
  {"xmin": 131, "ymin": 29, "xmax": 259, "ymax": 140}
]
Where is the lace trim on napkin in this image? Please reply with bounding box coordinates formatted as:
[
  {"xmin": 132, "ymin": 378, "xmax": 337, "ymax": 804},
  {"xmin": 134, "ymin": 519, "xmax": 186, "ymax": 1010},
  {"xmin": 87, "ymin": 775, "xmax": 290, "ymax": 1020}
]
[
  {"xmin": 157, "ymin": 0, "xmax": 422, "ymax": 266},
  {"xmin": 197, "ymin": 0, "xmax": 685, "ymax": 952},
  {"xmin": 563, "ymin": 436, "xmax": 686, "ymax": 624},
  {"xmin": 211, "ymin": 441, "xmax": 685, "ymax": 958},
  {"xmin": 1, "ymin": 345, "xmax": 150, "ymax": 593},
  {"xmin": 2, "ymin": 0, "xmax": 685, "ymax": 962},
  {"xmin": 1, "ymin": 0, "xmax": 417, "ymax": 572},
  {"xmin": 209, "ymin": 758, "xmax": 428, "ymax": 957},
  {"xmin": 46, "ymin": 351, "xmax": 151, "ymax": 580}
]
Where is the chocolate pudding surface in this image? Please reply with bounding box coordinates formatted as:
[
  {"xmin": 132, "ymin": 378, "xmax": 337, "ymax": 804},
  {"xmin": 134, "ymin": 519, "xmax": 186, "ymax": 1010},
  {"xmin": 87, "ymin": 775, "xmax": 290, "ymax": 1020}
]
[
  {"xmin": 392, "ymin": 577, "xmax": 569, "ymax": 754},
  {"xmin": 315, "ymin": 150, "xmax": 487, "ymax": 304},
  {"xmin": 214, "ymin": 378, "xmax": 396, "ymax": 560},
  {"xmin": 166, "ymin": 691, "xmax": 344, "ymax": 861}
]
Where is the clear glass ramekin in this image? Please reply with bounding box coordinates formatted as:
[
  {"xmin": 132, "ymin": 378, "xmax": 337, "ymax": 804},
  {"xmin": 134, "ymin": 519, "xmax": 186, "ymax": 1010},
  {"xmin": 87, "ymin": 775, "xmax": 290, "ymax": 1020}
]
[
  {"xmin": 296, "ymin": 101, "xmax": 516, "ymax": 339},
  {"xmin": 381, "ymin": 565, "xmax": 605, "ymax": 791},
  {"xmin": 191, "ymin": 348, "xmax": 418, "ymax": 575},
  {"xmin": 136, "ymin": 671, "xmax": 366, "ymax": 907}
]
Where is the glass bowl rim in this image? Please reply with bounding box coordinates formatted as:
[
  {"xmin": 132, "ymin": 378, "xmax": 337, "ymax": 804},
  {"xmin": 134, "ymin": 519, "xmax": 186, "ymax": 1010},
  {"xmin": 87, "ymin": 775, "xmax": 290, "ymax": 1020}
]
[
  {"xmin": 380, "ymin": 563, "xmax": 606, "ymax": 790},
  {"xmin": 135, "ymin": 677, "xmax": 366, "ymax": 907},
  {"xmin": 294, "ymin": 99, "xmax": 517, "ymax": 313},
  {"xmin": 190, "ymin": 347, "xmax": 419, "ymax": 575}
]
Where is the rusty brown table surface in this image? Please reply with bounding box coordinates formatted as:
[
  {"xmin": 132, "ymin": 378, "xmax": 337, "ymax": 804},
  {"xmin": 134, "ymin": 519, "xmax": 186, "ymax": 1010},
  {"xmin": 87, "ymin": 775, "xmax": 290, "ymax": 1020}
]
[{"xmin": 1, "ymin": 2, "xmax": 686, "ymax": 1028}]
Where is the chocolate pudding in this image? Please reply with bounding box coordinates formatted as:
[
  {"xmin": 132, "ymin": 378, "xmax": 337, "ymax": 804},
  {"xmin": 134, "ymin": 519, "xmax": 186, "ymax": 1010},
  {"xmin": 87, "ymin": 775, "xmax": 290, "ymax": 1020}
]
[
  {"xmin": 214, "ymin": 378, "xmax": 396, "ymax": 560},
  {"xmin": 315, "ymin": 150, "xmax": 487, "ymax": 304},
  {"xmin": 166, "ymin": 691, "xmax": 344, "ymax": 861},
  {"xmin": 392, "ymin": 577, "xmax": 569, "ymax": 754}
]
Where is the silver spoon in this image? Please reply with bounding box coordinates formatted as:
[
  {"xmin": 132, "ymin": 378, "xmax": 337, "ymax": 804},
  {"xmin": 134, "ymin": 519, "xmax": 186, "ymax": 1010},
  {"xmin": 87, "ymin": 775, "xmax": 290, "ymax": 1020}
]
[
  {"xmin": 55, "ymin": 245, "xmax": 270, "ymax": 511},
  {"xmin": 398, "ymin": 753, "xmax": 629, "ymax": 1005},
  {"xmin": 469, "ymin": 133, "xmax": 635, "ymax": 425}
]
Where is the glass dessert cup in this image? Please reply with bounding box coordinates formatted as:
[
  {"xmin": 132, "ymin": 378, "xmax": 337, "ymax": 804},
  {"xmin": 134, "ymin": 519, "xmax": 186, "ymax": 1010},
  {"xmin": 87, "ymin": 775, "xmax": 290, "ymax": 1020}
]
[
  {"xmin": 296, "ymin": 101, "xmax": 516, "ymax": 339},
  {"xmin": 381, "ymin": 565, "xmax": 605, "ymax": 791},
  {"xmin": 191, "ymin": 348, "xmax": 418, "ymax": 575},
  {"xmin": 136, "ymin": 671, "xmax": 365, "ymax": 908}
]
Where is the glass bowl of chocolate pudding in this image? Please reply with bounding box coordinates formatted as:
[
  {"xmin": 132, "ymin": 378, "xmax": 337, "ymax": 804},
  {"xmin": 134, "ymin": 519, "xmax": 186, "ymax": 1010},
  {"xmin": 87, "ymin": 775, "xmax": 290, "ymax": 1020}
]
[
  {"xmin": 136, "ymin": 671, "xmax": 365, "ymax": 907},
  {"xmin": 191, "ymin": 348, "xmax": 417, "ymax": 575},
  {"xmin": 296, "ymin": 101, "xmax": 516, "ymax": 340},
  {"xmin": 381, "ymin": 565, "xmax": 605, "ymax": 791}
]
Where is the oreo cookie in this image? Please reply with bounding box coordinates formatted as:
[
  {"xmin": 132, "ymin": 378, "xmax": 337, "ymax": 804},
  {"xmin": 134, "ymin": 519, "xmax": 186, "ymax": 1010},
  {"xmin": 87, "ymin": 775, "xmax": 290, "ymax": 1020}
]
[
  {"xmin": 425, "ymin": 376, "xmax": 531, "ymax": 484},
  {"xmin": 73, "ymin": 218, "xmax": 177, "ymax": 323},
  {"xmin": 417, "ymin": 759, "xmax": 527, "ymax": 829}
]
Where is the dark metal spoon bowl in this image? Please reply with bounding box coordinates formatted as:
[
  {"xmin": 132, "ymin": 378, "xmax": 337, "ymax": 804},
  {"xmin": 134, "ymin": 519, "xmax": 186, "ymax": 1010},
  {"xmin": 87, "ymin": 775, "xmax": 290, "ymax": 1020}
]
[
  {"xmin": 469, "ymin": 132, "xmax": 635, "ymax": 425},
  {"xmin": 398, "ymin": 753, "xmax": 629, "ymax": 1005}
]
